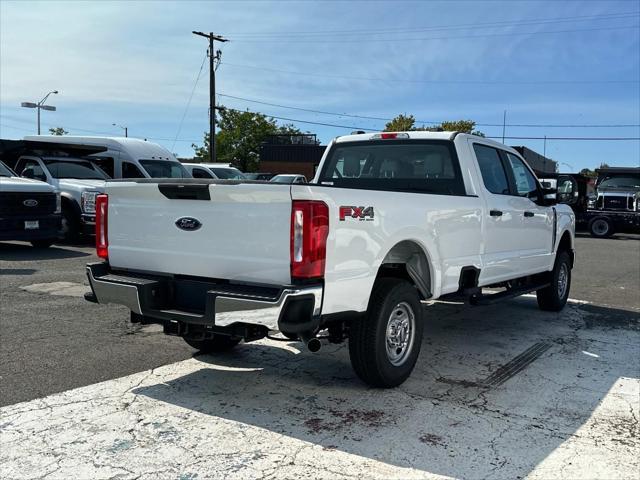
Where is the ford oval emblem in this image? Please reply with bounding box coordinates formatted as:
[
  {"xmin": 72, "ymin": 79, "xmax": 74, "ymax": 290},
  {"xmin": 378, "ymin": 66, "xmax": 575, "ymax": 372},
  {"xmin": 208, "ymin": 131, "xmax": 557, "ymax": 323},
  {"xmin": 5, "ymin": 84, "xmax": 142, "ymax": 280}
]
[
  {"xmin": 23, "ymin": 199, "xmax": 38, "ymax": 207},
  {"xmin": 175, "ymin": 217, "xmax": 202, "ymax": 231}
]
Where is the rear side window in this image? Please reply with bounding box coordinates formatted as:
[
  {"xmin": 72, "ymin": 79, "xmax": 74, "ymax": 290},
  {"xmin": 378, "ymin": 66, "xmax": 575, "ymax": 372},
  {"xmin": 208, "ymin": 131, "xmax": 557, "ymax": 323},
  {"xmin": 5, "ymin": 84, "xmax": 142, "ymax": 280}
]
[
  {"xmin": 139, "ymin": 160, "xmax": 188, "ymax": 179},
  {"xmin": 92, "ymin": 157, "xmax": 115, "ymax": 178},
  {"xmin": 192, "ymin": 167, "xmax": 214, "ymax": 179},
  {"xmin": 473, "ymin": 144, "xmax": 510, "ymax": 195},
  {"xmin": 319, "ymin": 140, "xmax": 465, "ymax": 195},
  {"xmin": 122, "ymin": 162, "xmax": 146, "ymax": 178}
]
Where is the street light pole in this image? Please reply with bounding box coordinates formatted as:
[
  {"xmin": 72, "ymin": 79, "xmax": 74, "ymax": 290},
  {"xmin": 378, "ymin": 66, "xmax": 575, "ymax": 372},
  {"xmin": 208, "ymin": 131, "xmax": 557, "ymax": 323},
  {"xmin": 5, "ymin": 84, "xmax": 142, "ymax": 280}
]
[
  {"xmin": 21, "ymin": 90, "xmax": 58, "ymax": 134},
  {"xmin": 192, "ymin": 31, "xmax": 228, "ymax": 162},
  {"xmin": 112, "ymin": 123, "xmax": 128, "ymax": 137}
]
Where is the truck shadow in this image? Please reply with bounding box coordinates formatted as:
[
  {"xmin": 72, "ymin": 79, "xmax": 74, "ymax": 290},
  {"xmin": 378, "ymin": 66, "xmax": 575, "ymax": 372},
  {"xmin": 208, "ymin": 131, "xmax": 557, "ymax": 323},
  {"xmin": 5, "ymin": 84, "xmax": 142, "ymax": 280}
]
[
  {"xmin": 133, "ymin": 298, "xmax": 638, "ymax": 478},
  {"xmin": 0, "ymin": 242, "xmax": 91, "ymax": 260}
]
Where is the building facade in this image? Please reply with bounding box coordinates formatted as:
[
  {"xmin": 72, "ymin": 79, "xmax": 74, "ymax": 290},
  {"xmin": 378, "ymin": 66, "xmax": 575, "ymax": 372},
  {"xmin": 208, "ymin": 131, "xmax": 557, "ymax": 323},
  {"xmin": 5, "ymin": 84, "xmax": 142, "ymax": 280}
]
[{"xmin": 259, "ymin": 134, "xmax": 326, "ymax": 179}]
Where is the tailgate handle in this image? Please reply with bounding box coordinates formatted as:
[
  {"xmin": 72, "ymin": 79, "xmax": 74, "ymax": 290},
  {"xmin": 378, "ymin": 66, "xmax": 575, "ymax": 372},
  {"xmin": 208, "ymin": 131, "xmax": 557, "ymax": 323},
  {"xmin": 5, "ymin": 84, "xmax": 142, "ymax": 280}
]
[{"xmin": 158, "ymin": 184, "xmax": 211, "ymax": 200}]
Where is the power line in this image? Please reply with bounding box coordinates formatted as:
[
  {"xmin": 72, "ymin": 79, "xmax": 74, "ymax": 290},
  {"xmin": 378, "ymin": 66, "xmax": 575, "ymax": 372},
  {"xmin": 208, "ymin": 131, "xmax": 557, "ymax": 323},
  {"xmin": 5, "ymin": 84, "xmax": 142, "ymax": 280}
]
[
  {"xmin": 217, "ymin": 93, "xmax": 640, "ymax": 128},
  {"xmin": 217, "ymin": 106, "xmax": 640, "ymax": 139},
  {"xmin": 216, "ymin": 106, "xmax": 378, "ymax": 131},
  {"xmin": 487, "ymin": 136, "xmax": 640, "ymax": 140},
  {"xmin": 171, "ymin": 51, "xmax": 208, "ymax": 151},
  {"xmin": 219, "ymin": 61, "xmax": 639, "ymax": 85},
  {"xmin": 224, "ymin": 11, "xmax": 640, "ymax": 36},
  {"xmin": 231, "ymin": 25, "xmax": 640, "ymax": 43}
]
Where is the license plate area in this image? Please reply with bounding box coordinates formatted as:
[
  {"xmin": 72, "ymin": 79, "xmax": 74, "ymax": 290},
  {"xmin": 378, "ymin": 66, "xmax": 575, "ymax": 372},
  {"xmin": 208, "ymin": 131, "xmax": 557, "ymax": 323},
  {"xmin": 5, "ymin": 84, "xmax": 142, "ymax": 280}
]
[{"xmin": 24, "ymin": 220, "xmax": 39, "ymax": 230}]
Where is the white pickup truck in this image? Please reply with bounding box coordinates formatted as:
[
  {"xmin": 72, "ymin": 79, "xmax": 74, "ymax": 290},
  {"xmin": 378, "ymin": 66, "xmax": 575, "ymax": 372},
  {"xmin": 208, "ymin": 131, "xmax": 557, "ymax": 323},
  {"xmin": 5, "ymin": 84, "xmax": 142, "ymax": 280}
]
[{"xmin": 85, "ymin": 132, "xmax": 575, "ymax": 387}]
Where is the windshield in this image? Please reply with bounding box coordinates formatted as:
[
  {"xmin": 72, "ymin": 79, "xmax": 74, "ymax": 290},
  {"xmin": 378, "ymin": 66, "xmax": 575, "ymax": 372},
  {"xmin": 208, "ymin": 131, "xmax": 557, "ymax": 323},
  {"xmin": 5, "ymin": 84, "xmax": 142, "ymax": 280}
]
[
  {"xmin": 210, "ymin": 167, "xmax": 245, "ymax": 180},
  {"xmin": 0, "ymin": 161, "xmax": 16, "ymax": 177},
  {"xmin": 318, "ymin": 140, "xmax": 465, "ymax": 195},
  {"xmin": 270, "ymin": 175, "xmax": 296, "ymax": 183},
  {"xmin": 43, "ymin": 159, "xmax": 107, "ymax": 180},
  {"xmin": 599, "ymin": 175, "xmax": 640, "ymax": 189},
  {"xmin": 139, "ymin": 160, "xmax": 189, "ymax": 179}
]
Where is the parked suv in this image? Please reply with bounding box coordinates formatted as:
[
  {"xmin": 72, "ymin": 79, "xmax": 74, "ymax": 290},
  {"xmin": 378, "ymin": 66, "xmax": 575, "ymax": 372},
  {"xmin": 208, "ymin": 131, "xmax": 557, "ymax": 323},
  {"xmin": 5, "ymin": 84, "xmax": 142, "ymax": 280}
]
[
  {"xmin": 0, "ymin": 161, "xmax": 61, "ymax": 248},
  {"xmin": 182, "ymin": 163, "xmax": 245, "ymax": 180},
  {"xmin": 585, "ymin": 167, "xmax": 639, "ymax": 237}
]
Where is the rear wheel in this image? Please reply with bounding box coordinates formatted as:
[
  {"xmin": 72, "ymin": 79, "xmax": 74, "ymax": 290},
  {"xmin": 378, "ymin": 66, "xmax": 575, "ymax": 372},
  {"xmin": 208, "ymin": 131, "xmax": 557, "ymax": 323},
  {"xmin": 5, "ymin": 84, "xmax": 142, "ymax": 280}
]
[
  {"xmin": 30, "ymin": 240, "xmax": 54, "ymax": 248},
  {"xmin": 589, "ymin": 217, "xmax": 614, "ymax": 238},
  {"xmin": 537, "ymin": 250, "xmax": 572, "ymax": 311},
  {"xmin": 348, "ymin": 278, "xmax": 424, "ymax": 388},
  {"xmin": 183, "ymin": 335, "xmax": 240, "ymax": 353}
]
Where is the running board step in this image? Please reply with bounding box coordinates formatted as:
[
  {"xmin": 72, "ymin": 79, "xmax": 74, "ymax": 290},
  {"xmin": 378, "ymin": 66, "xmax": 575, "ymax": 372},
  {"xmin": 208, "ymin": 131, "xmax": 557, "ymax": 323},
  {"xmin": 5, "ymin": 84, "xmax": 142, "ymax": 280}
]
[{"xmin": 470, "ymin": 283, "xmax": 549, "ymax": 306}]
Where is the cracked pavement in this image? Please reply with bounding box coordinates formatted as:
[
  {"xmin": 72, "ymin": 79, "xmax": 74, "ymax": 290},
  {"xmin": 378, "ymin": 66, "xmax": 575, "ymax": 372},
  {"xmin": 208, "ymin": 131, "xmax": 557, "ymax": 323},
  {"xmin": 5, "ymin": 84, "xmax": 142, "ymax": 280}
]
[{"xmin": 1, "ymin": 236, "xmax": 639, "ymax": 479}]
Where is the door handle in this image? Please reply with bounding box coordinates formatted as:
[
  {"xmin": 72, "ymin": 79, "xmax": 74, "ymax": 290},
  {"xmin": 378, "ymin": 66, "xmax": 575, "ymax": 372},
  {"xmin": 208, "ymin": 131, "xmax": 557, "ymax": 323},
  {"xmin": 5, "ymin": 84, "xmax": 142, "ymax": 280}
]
[
  {"xmin": 524, "ymin": 211, "xmax": 535, "ymax": 217},
  {"xmin": 489, "ymin": 210, "xmax": 503, "ymax": 217}
]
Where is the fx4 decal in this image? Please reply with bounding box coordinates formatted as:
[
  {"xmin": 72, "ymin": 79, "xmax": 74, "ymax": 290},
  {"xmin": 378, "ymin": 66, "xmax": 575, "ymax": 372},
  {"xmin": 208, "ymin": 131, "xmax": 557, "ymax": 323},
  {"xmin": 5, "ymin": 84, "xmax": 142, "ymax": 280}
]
[{"xmin": 339, "ymin": 206, "xmax": 374, "ymax": 221}]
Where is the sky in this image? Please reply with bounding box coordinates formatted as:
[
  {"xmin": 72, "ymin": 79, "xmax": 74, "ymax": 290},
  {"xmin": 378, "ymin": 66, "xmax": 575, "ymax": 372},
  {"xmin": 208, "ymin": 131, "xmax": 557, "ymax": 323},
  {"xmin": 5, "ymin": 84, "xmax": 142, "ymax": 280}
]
[{"xmin": 0, "ymin": 0, "xmax": 639, "ymax": 172}]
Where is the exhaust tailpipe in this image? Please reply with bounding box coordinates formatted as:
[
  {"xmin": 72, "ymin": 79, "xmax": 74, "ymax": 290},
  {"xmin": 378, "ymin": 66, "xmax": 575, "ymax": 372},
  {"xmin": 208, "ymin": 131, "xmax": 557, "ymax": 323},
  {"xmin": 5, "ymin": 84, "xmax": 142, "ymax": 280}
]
[{"xmin": 300, "ymin": 332, "xmax": 321, "ymax": 353}]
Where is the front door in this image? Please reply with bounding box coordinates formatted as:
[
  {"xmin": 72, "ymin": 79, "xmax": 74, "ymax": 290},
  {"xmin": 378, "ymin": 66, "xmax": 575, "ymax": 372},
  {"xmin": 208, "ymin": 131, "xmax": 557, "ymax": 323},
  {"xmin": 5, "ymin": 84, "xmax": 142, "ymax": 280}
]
[{"xmin": 502, "ymin": 152, "xmax": 554, "ymax": 275}]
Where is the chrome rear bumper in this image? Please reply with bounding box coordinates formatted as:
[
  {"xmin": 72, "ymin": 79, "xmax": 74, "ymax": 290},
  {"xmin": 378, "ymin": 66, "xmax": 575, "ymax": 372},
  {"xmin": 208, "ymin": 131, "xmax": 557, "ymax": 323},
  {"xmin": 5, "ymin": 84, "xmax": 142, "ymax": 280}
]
[{"xmin": 86, "ymin": 262, "xmax": 322, "ymax": 333}]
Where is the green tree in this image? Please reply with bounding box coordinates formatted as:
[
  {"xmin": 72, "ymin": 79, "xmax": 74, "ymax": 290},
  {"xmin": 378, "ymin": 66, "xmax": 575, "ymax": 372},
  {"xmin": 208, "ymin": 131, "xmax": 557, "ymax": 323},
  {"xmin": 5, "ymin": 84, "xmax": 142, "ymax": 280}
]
[
  {"xmin": 384, "ymin": 114, "xmax": 484, "ymax": 136},
  {"xmin": 580, "ymin": 163, "xmax": 610, "ymax": 178},
  {"xmin": 384, "ymin": 114, "xmax": 416, "ymax": 132},
  {"xmin": 193, "ymin": 107, "xmax": 301, "ymax": 172},
  {"xmin": 48, "ymin": 127, "xmax": 68, "ymax": 136}
]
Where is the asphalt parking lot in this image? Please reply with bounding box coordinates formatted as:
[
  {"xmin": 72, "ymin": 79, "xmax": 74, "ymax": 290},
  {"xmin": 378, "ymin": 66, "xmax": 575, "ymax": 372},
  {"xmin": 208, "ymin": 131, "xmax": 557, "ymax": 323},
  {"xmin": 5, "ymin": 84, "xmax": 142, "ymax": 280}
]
[{"xmin": 1, "ymin": 235, "xmax": 639, "ymax": 479}]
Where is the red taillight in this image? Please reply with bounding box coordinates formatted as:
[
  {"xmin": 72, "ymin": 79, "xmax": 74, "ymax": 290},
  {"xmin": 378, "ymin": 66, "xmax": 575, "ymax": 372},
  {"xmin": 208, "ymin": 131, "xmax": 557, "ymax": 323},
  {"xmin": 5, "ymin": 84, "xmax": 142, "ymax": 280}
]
[
  {"xmin": 290, "ymin": 200, "xmax": 329, "ymax": 280},
  {"xmin": 95, "ymin": 194, "xmax": 109, "ymax": 259},
  {"xmin": 380, "ymin": 132, "xmax": 398, "ymax": 139}
]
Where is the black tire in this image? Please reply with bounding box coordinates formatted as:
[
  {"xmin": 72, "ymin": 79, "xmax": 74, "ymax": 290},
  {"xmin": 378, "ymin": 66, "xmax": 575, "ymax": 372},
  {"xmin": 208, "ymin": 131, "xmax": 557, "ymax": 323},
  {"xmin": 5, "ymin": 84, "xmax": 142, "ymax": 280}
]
[
  {"xmin": 30, "ymin": 240, "xmax": 54, "ymax": 248},
  {"xmin": 589, "ymin": 217, "xmax": 614, "ymax": 238},
  {"xmin": 60, "ymin": 207, "xmax": 80, "ymax": 242},
  {"xmin": 348, "ymin": 278, "xmax": 424, "ymax": 388},
  {"xmin": 183, "ymin": 335, "xmax": 240, "ymax": 353},
  {"xmin": 537, "ymin": 250, "xmax": 572, "ymax": 312},
  {"xmin": 280, "ymin": 331, "xmax": 298, "ymax": 341}
]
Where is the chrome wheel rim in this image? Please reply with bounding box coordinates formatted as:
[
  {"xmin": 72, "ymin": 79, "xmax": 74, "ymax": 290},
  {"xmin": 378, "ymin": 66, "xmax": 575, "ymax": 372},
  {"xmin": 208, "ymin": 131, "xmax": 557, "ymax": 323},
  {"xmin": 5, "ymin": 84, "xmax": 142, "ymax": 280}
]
[
  {"xmin": 557, "ymin": 263, "xmax": 569, "ymax": 299},
  {"xmin": 592, "ymin": 219, "xmax": 608, "ymax": 235},
  {"xmin": 385, "ymin": 302, "xmax": 416, "ymax": 366}
]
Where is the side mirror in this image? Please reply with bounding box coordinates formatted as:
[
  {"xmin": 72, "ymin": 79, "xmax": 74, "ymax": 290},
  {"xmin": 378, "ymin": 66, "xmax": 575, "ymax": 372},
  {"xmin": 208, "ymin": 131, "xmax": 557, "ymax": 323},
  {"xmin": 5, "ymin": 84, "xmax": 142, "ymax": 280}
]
[{"xmin": 539, "ymin": 187, "xmax": 557, "ymax": 206}]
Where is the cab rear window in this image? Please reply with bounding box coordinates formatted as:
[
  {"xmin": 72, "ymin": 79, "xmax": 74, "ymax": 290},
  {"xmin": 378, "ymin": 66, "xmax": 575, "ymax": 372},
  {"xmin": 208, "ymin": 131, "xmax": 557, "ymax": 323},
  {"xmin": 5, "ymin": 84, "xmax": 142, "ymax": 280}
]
[{"xmin": 318, "ymin": 140, "xmax": 465, "ymax": 195}]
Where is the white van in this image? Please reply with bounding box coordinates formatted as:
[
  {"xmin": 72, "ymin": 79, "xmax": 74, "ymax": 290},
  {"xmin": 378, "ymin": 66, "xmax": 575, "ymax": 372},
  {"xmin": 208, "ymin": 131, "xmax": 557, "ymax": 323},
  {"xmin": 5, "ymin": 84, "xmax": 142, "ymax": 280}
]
[{"xmin": 23, "ymin": 136, "xmax": 190, "ymax": 179}]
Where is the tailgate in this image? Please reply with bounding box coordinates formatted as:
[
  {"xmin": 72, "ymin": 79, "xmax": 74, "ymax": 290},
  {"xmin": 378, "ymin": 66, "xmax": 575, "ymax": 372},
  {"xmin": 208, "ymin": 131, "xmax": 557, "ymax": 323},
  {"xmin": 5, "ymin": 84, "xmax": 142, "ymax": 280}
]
[{"xmin": 106, "ymin": 181, "xmax": 292, "ymax": 285}]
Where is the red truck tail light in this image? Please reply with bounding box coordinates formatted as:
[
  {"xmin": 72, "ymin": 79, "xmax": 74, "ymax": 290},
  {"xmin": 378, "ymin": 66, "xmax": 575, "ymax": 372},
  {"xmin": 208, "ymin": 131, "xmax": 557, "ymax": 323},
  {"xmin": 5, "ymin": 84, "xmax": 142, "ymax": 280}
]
[
  {"xmin": 290, "ymin": 200, "xmax": 329, "ymax": 280},
  {"xmin": 95, "ymin": 194, "xmax": 109, "ymax": 259}
]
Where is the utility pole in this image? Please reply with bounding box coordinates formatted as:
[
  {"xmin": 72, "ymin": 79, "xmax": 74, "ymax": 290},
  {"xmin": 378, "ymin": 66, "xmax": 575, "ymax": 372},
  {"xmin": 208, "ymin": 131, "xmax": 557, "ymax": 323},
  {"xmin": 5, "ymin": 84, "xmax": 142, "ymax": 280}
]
[
  {"xmin": 502, "ymin": 110, "xmax": 507, "ymax": 143},
  {"xmin": 192, "ymin": 31, "xmax": 228, "ymax": 162}
]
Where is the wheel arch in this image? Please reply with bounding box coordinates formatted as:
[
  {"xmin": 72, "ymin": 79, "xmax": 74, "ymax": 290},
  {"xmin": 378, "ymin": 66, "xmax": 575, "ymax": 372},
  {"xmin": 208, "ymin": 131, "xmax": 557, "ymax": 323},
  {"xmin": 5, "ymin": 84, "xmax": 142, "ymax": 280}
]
[
  {"xmin": 556, "ymin": 229, "xmax": 575, "ymax": 267},
  {"xmin": 60, "ymin": 193, "xmax": 81, "ymax": 216},
  {"xmin": 375, "ymin": 239, "xmax": 433, "ymax": 300}
]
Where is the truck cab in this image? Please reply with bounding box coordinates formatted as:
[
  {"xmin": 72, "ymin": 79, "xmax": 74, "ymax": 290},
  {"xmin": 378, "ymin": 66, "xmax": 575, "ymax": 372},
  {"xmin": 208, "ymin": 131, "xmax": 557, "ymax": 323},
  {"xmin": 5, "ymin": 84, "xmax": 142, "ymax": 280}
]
[{"xmin": 586, "ymin": 167, "xmax": 639, "ymax": 237}]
